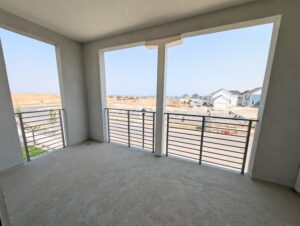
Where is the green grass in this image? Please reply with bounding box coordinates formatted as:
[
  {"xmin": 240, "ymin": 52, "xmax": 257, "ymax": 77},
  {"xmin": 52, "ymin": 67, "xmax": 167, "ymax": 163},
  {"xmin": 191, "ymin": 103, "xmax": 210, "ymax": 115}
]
[{"xmin": 22, "ymin": 146, "xmax": 48, "ymax": 160}]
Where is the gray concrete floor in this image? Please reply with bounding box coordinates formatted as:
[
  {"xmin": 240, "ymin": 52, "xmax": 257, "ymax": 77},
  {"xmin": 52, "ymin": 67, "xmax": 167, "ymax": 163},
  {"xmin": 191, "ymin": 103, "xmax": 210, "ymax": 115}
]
[{"xmin": 0, "ymin": 142, "xmax": 299, "ymax": 226}]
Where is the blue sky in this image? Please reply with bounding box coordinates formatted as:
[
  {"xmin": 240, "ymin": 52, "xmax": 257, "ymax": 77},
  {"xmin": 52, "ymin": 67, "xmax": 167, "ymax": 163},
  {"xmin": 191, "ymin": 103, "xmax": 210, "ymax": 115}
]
[
  {"xmin": 0, "ymin": 23, "xmax": 273, "ymax": 97},
  {"xmin": 0, "ymin": 28, "xmax": 60, "ymax": 94},
  {"xmin": 105, "ymin": 23, "xmax": 273, "ymax": 96}
]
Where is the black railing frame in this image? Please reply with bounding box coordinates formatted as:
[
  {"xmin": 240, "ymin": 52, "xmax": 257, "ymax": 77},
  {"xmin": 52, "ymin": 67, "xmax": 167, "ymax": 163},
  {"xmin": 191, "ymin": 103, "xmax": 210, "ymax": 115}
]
[
  {"xmin": 15, "ymin": 109, "xmax": 66, "ymax": 161},
  {"xmin": 106, "ymin": 108, "xmax": 155, "ymax": 152}
]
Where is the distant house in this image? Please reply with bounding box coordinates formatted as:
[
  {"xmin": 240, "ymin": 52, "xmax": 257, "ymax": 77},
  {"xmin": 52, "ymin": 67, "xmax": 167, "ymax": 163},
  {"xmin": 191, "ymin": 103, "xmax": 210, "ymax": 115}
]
[
  {"xmin": 238, "ymin": 87, "xmax": 262, "ymax": 107},
  {"xmin": 206, "ymin": 89, "xmax": 240, "ymax": 108},
  {"xmin": 190, "ymin": 93, "xmax": 205, "ymax": 107},
  {"xmin": 179, "ymin": 94, "xmax": 190, "ymax": 103}
]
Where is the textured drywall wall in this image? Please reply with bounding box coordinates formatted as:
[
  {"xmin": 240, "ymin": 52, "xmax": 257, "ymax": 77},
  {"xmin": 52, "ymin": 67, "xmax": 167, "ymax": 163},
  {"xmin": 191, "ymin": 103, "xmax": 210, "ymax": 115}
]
[
  {"xmin": 0, "ymin": 40, "xmax": 23, "ymax": 171},
  {"xmin": 83, "ymin": 0, "xmax": 300, "ymax": 187},
  {"xmin": 0, "ymin": 9, "xmax": 88, "ymax": 171}
]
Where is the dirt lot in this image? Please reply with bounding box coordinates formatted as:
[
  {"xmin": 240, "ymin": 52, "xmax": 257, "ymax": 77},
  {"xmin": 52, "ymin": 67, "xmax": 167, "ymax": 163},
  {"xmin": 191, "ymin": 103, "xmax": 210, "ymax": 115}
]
[
  {"xmin": 11, "ymin": 93, "xmax": 61, "ymax": 106},
  {"xmin": 107, "ymin": 96, "xmax": 258, "ymax": 119}
]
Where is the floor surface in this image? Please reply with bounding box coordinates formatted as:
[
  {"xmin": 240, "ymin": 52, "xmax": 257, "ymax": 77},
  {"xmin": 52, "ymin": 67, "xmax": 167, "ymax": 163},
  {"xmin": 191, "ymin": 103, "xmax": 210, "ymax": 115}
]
[{"xmin": 1, "ymin": 142, "xmax": 299, "ymax": 226}]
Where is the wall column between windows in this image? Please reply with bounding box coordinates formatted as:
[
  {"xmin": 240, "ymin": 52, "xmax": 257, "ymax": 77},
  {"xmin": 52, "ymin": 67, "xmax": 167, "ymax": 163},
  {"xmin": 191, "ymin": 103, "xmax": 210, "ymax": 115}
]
[{"xmin": 146, "ymin": 36, "xmax": 182, "ymax": 156}]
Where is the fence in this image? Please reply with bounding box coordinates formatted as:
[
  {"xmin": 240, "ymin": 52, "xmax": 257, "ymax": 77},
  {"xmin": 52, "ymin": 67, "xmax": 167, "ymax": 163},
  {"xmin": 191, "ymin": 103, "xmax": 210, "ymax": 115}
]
[
  {"xmin": 105, "ymin": 108, "xmax": 258, "ymax": 174},
  {"xmin": 165, "ymin": 113, "xmax": 257, "ymax": 174},
  {"xmin": 106, "ymin": 108, "xmax": 155, "ymax": 152},
  {"xmin": 15, "ymin": 109, "xmax": 66, "ymax": 161}
]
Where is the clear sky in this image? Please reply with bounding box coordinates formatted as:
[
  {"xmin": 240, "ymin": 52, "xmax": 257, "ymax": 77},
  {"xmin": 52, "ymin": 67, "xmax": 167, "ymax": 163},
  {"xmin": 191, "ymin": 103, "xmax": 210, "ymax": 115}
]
[
  {"xmin": 105, "ymin": 23, "xmax": 273, "ymax": 97},
  {"xmin": 0, "ymin": 28, "xmax": 60, "ymax": 94},
  {"xmin": 0, "ymin": 23, "xmax": 273, "ymax": 97}
]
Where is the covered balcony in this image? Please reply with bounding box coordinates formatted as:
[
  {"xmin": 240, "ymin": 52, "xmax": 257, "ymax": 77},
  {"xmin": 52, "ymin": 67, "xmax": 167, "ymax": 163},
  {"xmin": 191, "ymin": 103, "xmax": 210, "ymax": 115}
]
[{"xmin": 0, "ymin": 0, "xmax": 300, "ymax": 225}]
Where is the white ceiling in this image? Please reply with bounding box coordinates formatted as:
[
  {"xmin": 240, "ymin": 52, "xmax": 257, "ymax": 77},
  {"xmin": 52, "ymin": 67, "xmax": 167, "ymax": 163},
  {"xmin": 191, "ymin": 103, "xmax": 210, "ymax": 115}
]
[{"xmin": 0, "ymin": 0, "xmax": 256, "ymax": 42}]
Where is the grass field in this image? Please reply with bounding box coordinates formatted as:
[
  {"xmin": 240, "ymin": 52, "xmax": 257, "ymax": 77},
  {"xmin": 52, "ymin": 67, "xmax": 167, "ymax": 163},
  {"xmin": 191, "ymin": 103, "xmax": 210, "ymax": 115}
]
[{"xmin": 22, "ymin": 146, "xmax": 48, "ymax": 160}]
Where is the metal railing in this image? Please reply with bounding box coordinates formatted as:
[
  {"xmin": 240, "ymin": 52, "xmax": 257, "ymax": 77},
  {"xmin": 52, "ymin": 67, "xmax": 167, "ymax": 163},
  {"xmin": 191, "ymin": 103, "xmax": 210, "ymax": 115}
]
[
  {"xmin": 106, "ymin": 108, "xmax": 155, "ymax": 152},
  {"xmin": 15, "ymin": 109, "xmax": 66, "ymax": 161},
  {"xmin": 165, "ymin": 113, "xmax": 257, "ymax": 174}
]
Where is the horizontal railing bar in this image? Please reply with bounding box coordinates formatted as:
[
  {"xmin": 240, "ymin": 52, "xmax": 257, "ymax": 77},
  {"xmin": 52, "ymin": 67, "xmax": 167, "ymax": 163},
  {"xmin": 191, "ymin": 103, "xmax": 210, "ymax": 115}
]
[
  {"xmin": 168, "ymin": 134, "xmax": 200, "ymax": 142},
  {"xmin": 204, "ymin": 135, "xmax": 246, "ymax": 143},
  {"xmin": 168, "ymin": 139, "xmax": 200, "ymax": 147},
  {"xmin": 110, "ymin": 117, "xmax": 130, "ymax": 122},
  {"xmin": 130, "ymin": 121, "xmax": 154, "ymax": 126},
  {"xmin": 24, "ymin": 125, "xmax": 61, "ymax": 132},
  {"xmin": 205, "ymin": 131, "xmax": 246, "ymax": 138},
  {"xmin": 109, "ymin": 125, "xmax": 129, "ymax": 130},
  {"xmin": 109, "ymin": 110, "xmax": 128, "ymax": 114},
  {"xmin": 202, "ymin": 160, "xmax": 241, "ymax": 170},
  {"xmin": 168, "ymin": 117, "xmax": 202, "ymax": 123},
  {"xmin": 29, "ymin": 129, "xmax": 62, "ymax": 137},
  {"xmin": 24, "ymin": 121, "xmax": 60, "ymax": 129},
  {"xmin": 23, "ymin": 117, "xmax": 60, "ymax": 124},
  {"xmin": 27, "ymin": 136, "xmax": 62, "ymax": 144},
  {"xmin": 110, "ymin": 139, "xmax": 128, "ymax": 145},
  {"xmin": 26, "ymin": 133, "xmax": 62, "ymax": 143},
  {"xmin": 27, "ymin": 137, "xmax": 62, "ymax": 146},
  {"xmin": 168, "ymin": 143, "xmax": 200, "ymax": 151},
  {"xmin": 203, "ymin": 140, "xmax": 244, "ymax": 149},
  {"xmin": 169, "ymin": 126, "xmax": 201, "ymax": 132},
  {"xmin": 129, "ymin": 115, "xmax": 154, "ymax": 119},
  {"xmin": 203, "ymin": 145, "xmax": 244, "ymax": 154},
  {"xmin": 168, "ymin": 130, "xmax": 201, "ymax": 137},
  {"xmin": 129, "ymin": 131, "xmax": 142, "ymax": 136},
  {"xmin": 166, "ymin": 112, "xmax": 258, "ymax": 122},
  {"xmin": 110, "ymin": 122, "xmax": 128, "ymax": 127},
  {"xmin": 109, "ymin": 118, "xmax": 128, "ymax": 123},
  {"xmin": 110, "ymin": 134, "xmax": 128, "ymax": 140},
  {"xmin": 168, "ymin": 151, "xmax": 199, "ymax": 160},
  {"xmin": 109, "ymin": 130, "xmax": 128, "ymax": 136},
  {"xmin": 21, "ymin": 113, "xmax": 56, "ymax": 119},
  {"xmin": 15, "ymin": 109, "xmax": 62, "ymax": 114},
  {"xmin": 204, "ymin": 125, "xmax": 248, "ymax": 133},
  {"xmin": 144, "ymin": 138, "xmax": 153, "ymax": 142},
  {"xmin": 106, "ymin": 108, "xmax": 156, "ymax": 114},
  {"xmin": 109, "ymin": 123, "xmax": 128, "ymax": 128},
  {"xmin": 110, "ymin": 139, "xmax": 129, "ymax": 145},
  {"xmin": 168, "ymin": 121, "xmax": 200, "ymax": 127},
  {"xmin": 109, "ymin": 130, "xmax": 128, "ymax": 135},
  {"xmin": 205, "ymin": 121, "xmax": 249, "ymax": 127},
  {"xmin": 133, "ymin": 127, "xmax": 154, "ymax": 132},
  {"xmin": 130, "ymin": 128, "xmax": 153, "ymax": 133},
  {"xmin": 130, "ymin": 137, "xmax": 142, "ymax": 142},
  {"xmin": 168, "ymin": 148, "xmax": 199, "ymax": 156},
  {"xmin": 202, "ymin": 150, "xmax": 244, "ymax": 160},
  {"xmin": 202, "ymin": 154, "xmax": 242, "ymax": 165}
]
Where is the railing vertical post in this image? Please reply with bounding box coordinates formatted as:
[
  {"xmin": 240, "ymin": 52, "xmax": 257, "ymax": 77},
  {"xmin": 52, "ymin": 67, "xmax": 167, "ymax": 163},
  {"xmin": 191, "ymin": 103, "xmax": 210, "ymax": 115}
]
[
  {"xmin": 199, "ymin": 116, "xmax": 205, "ymax": 165},
  {"xmin": 152, "ymin": 112, "xmax": 155, "ymax": 153},
  {"xmin": 18, "ymin": 113, "xmax": 30, "ymax": 161},
  {"xmin": 127, "ymin": 110, "xmax": 130, "ymax": 148},
  {"xmin": 142, "ymin": 111, "xmax": 145, "ymax": 149},
  {"xmin": 241, "ymin": 120, "xmax": 253, "ymax": 175},
  {"xmin": 107, "ymin": 109, "xmax": 110, "ymax": 143},
  {"xmin": 166, "ymin": 113, "xmax": 169, "ymax": 156},
  {"xmin": 59, "ymin": 110, "xmax": 66, "ymax": 148}
]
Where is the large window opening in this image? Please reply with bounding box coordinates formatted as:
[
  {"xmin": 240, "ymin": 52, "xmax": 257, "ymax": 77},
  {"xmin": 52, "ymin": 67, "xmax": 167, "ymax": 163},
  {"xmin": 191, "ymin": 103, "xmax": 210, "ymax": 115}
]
[
  {"xmin": 165, "ymin": 23, "xmax": 274, "ymax": 173},
  {"xmin": 0, "ymin": 28, "xmax": 64, "ymax": 160},
  {"xmin": 104, "ymin": 45, "xmax": 157, "ymax": 150},
  {"xmin": 105, "ymin": 45, "xmax": 157, "ymax": 111}
]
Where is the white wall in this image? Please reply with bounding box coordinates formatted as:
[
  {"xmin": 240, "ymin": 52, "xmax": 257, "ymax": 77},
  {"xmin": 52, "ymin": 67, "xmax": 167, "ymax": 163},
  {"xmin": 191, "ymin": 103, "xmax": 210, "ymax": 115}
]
[
  {"xmin": 83, "ymin": 0, "xmax": 300, "ymax": 187},
  {"xmin": 0, "ymin": 40, "xmax": 23, "ymax": 172},
  {"xmin": 0, "ymin": 9, "xmax": 89, "ymax": 171}
]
